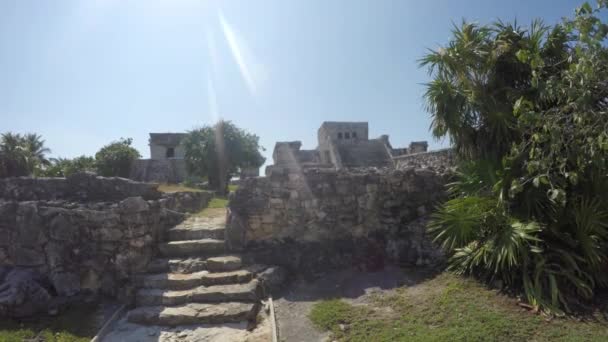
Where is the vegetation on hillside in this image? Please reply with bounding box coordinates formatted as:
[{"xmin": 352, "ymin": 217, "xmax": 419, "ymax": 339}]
[
  {"xmin": 423, "ymin": 1, "xmax": 608, "ymax": 313},
  {"xmin": 43, "ymin": 156, "xmax": 96, "ymax": 177},
  {"xmin": 0, "ymin": 134, "xmax": 142, "ymax": 178},
  {"xmin": 183, "ymin": 120, "xmax": 265, "ymax": 194}
]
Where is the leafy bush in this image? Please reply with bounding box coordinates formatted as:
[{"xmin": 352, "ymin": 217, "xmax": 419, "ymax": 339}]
[
  {"xmin": 183, "ymin": 120, "xmax": 265, "ymax": 194},
  {"xmin": 94, "ymin": 138, "xmax": 141, "ymax": 178},
  {"xmin": 423, "ymin": 1, "xmax": 608, "ymax": 313},
  {"xmin": 42, "ymin": 156, "xmax": 96, "ymax": 177}
]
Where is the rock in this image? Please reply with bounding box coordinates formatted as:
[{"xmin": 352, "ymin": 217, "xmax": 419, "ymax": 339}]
[
  {"xmin": 11, "ymin": 246, "xmax": 45, "ymax": 267},
  {"xmin": 258, "ymin": 266, "xmax": 287, "ymax": 295},
  {"xmin": 50, "ymin": 271, "xmax": 80, "ymax": 297},
  {"xmin": 119, "ymin": 197, "xmax": 150, "ymax": 213},
  {"xmin": 49, "ymin": 213, "xmax": 77, "ymax": 241},
  {"xmin": 0, "ymin": 229, "xmax": 10, "ymax": 247},
  {"xmin": 0, "ymin": 267, "xmax": 54, "ymax": 318}
]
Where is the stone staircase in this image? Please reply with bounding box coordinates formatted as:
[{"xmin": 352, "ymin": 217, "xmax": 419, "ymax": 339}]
[{"xmin": 126, "ymin": 212, "xmax": 262, "ymax": 328}]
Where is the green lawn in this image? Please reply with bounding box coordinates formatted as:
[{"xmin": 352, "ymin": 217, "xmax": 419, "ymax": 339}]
[
  {"xmin": 310, "ymin": 273, "xmax": 608, "ymax": 342},
  {"xmin": 0, "ymin": 304, "xmax": 99, "ymax": 342}
]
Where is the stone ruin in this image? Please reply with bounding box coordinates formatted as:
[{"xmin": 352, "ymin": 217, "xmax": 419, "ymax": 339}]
[
  {"xmin": 228, "ymin": 121, "xmax": 455, "ymax": 274},
  {"xmin": 267, "ymin": 121, "xmax": 436, "ymax": 173},
  {"xmin": 131, "ymin": 132, "xmax": 261, "ymax": 183},
  {"xmin": 0, "ymin": 172, "xmax": 211, "ymax": 318},
  {"xmin": 130, "ymin": 133, "xmax": 190, "ymax": 183}
]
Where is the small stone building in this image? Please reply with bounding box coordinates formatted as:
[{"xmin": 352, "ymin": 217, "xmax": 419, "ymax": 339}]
[
  {"xmin": 149, "ymin": 133, "xmax": 187, "ymax": 160},
  {"xmin": 130, "ymin": 133, "xmax": 189, "ymax": 183},
  {"xmin": 267, "ymin": 121, "xmax": 428, "ymax": 174}
]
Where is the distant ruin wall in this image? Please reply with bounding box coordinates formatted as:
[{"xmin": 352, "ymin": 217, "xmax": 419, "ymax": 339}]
[
  {"xmin": 0, "ymin": 172, "xmax": 161, "ymax": 202},
  {"xmin": 130, "ymin": 159, "xmax": 188, "ymax": 183},
  {"xmin": 228, "ymin": 166, "xmax": 449, "ymax": 273},
  {"xmin": 0, "ymin": 173, "xmax": 211, "ymax": 314},
  {"xmin": 393, "ymin": 148, "xmax": 455, "ymax": 171}
]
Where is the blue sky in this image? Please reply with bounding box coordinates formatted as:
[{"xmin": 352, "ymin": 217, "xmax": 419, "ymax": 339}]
[{"xmin": 0, "ymin": 0, "xmax": 583, "ymax": 164}]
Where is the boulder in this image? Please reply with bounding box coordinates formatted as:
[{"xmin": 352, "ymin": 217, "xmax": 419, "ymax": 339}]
[{"xmin": 0, "ymin": 267, "xmax": 54, "ymax": 318}]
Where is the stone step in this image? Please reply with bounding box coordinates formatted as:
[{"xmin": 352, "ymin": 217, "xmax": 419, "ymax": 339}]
[
  {"xmin": 167, "ymin": 226, "xmax": 225, "ymax": 241},
  {"xmin": 136, "ymin": 279, "xmax": 261, "ymax": 307},
  {"xmin": 127, "ymin": 302, "xmax": 258, "ymax": 326},
  {"xmin": 158, "ymin": 239, "xmax": 224, "ymax": 258},
  {"xmin": 137, "ymin": 269, "xmax": 253, "ymax": 290},
  {"xmin": 146, "ymin": 255, "xmax": 242, "ymax": 274}
]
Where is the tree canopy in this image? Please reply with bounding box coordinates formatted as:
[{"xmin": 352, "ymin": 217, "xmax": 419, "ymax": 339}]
[
  {"xmin": 183, "ymin": 120, "xmax": 265, "ymax": 194},
  {"xmin": 424, "ymin": 1, "xmax": 608, "ymax": 313},
  {"xmin": 94, "ymin": 138, "xmax": 141, "ymax": 178}
]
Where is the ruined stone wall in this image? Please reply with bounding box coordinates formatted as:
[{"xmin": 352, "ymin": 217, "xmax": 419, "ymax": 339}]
[
  {"xmin": 393, "ymin": 148, "xmax": 455, "ymax": 171},
  {"xmin": 0, "ymin": 174, "xmax": 211, "ymax": 303},
  {"xmin": 130, "ymin": 159, "xmax": 188, "ymax": 183},
  {"xmin": 228, "ymin": 166, "xmax": 448, "ymax": 274},
  {"xmin": 0, "ymin": 172, "xmax": 161, "ymax": 202}
]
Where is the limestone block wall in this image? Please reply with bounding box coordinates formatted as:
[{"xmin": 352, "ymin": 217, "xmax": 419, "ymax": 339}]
[
  {"xmin": 0, "ymin": 174, "xmax": 211, "ymax": 301},
  {"xmin": 228, "ymin": 166, "xmax": 449, "ymax": 273},
  {"xmin": 130, "ymin": 159, "xmax": 188, "ymax": 183}
]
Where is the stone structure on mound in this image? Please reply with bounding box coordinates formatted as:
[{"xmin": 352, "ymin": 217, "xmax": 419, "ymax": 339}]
[
  {"xmin": 228, "ymin": 121, "xmax": 456, "ymax": 274},
  {"xmin": 131, "ymin": 133, "xmax": 189, "ymax": 183},
  {"xmin": 0, "ymin": 172, "xmax": 212, "ymax": 318},
  {"xmin": 267, "ymin": 121, "xmax": 433, "ymax": 174},
  {"xmin": 131, "ymin": 132, "xmax": 260, "ymax": 183}
]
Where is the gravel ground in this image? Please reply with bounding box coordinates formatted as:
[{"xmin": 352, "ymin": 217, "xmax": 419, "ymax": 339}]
[{"xmin": 273, "ymin": 266, "xmax": 432, "ymax": 342}]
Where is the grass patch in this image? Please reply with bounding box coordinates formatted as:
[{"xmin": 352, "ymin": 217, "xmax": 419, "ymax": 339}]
[
  {"xmin": 0, "ymin": 304, "xmax": 99, "ymax": 342},
  {"xmin": 157, "ymin": 183, "xmax": 202, "ymax": 193},
  {"xmin": 228, "ymin": 184, "xmax": 239, "ymax": 192},
  {"xmin": 193, "ymin": 196, "xmax": 229, "ymax": 219},
  {"xmin": 208, "ymin": 197, "xmax": 229, "ymax": 208},
  {"xmin": 310, "ymin": 273, "xmax": 608, "ymax": 341}
]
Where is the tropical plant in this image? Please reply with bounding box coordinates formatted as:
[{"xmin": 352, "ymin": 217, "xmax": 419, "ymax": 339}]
[
  {"xmin": 94, "ymin": 138, "xmax": 141, "ymax": 178},
  {"xmin": 424, "ymin": 1, "xmax": 608, "ymax": 313},
  {"xmin": 183, "ymin": 120, "xmax": 265, "ymax": 194},
  {"xmin": 42, "ymin": 156, "xmax": 96, "ymax": 177},
  {"xmin": 0, "ymin": 132, "xmax": 51, "ymax": 177}
]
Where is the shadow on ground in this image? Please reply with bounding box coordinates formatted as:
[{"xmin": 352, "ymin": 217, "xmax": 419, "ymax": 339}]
[{"xmin": 273, "ymin": 265, "xmax": 440, "ymax": 342}]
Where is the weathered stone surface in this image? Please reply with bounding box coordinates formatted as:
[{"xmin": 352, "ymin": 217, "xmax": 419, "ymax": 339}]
[
  {"xmin": 0, "ymin": 172, "xmax": 161, "ymax": 202},
  {"xmin": 136, "ymin": 280, "xmax": 261, "ymax": 306},
  {"xmin": 49, "ymin": 213, "xmax": 77, "ymax": 241},
  {"xmin": 257, "ymin": 266, "xmax": 287, "ymax": 295},
  {"xmin": 137, "ymin": 269, "xmax": 252, "ymax": 290},
  {"xmin": 11, "ymin": 246, "xmax": 45, "ymax": 266},
  {"xmin": 146, "ymin": 255, "xmax": 243, "ymax": 274},
  {"xmin": 206, "ymin": 255, "xmax": 242, "ymax": 272},
  {"xmin": 158, "ymin": 239, "xmax": 225, "ymax": 258},
  {"xmin": 228, "ymin": 166, "xmax": 449, "ymax": 273},
  {"xmin": 0, "ymin": 267, "xmax": 54, "ymax": 318},
  {"xmin": 0, "ymin": 176, "xmax": 212, "ymax": 314},
  {"xmin": 168, "ymin": 226, "xmax": 225, "ymax": 241},
  {"xmin": 127, "ymin": 302, "xmax": 258, "ymax": 326},
  {"xmin": 50, "ymin": 271, "xmax": 80, "ymax": 297}
]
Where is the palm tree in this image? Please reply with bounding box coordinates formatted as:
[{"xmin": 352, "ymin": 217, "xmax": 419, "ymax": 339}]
[
  {"xmin": 0, "ymin": 132, "xmax": 28, "ymax": 177},
  {"xmin": 419, "ymin": 20, "xmax": 565, "ymax": 163},
  {"xmin": 0, "ymin": 132, "xmax": 51, "ymax": 177},
  {"xmin": 22, "ymin": 133, "xmax": 51, "ymax": 174}
]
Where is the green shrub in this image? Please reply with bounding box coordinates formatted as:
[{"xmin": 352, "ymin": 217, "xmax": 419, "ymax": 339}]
[
  {"xmin": 94, "ymin": 138, "xmax": 140, "ymax": 178},
  {"xmin": 423, "ymin": 1, "xmax": 608, "ymax": 313}
]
